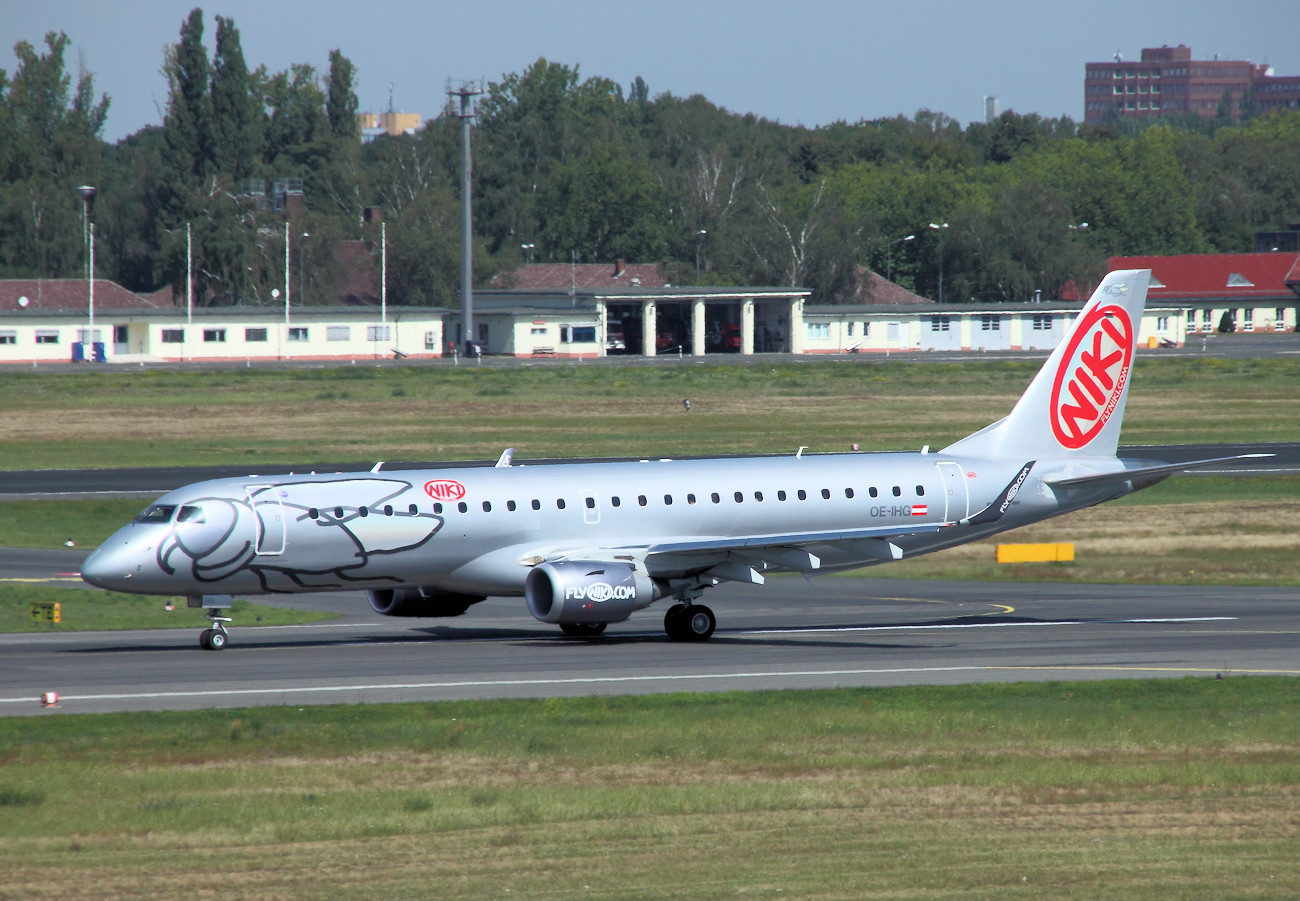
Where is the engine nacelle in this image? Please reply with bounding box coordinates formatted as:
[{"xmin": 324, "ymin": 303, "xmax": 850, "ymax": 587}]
[
  {"xmin": 525, "ymin": 561, "xmax": 658, "ymax": 624},
  {"xmin": 367, "ymin": 587, "xmax": 485, "ymax": 617}
]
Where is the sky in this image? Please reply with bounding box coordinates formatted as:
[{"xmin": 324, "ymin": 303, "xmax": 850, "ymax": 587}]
[{"xmin": 4, "ymin": 0, "xmax": 1297, "ymax": 144}]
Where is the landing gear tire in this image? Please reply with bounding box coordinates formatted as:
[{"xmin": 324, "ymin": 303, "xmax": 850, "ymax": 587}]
[
  {"xmin": 665, "ymin": 604, "xmax": 715, "ymax": 642},
  {"xmin": 207, "ymin": 629, "xmax": 227, "ymax": 650},
  {"xmin": 199, "ymin": 629, "xmax": 213, "ymax": 649},
  {"xmin": 560, "ymin": 622, "xmax": 607, "ymax": 638}
]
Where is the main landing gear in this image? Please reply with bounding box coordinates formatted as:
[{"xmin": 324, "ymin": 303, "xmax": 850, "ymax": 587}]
[{"xmin": 664, "ymin": 603, "xmax": 715, "ymax": 642}]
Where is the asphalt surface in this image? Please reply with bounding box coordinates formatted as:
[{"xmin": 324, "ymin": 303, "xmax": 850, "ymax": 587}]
[
  {"xmin": 1, "ymin": 443, "xmax": 1296, "ymax": 500},
  {"xmin": 2, "ymin": 546, "xmax": 1297, "ymax": 715}
]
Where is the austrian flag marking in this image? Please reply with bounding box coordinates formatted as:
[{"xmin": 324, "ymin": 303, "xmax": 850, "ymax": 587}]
[
  {"xmin": 1049, "ymin": 303, "xmax": 1133, "ymax": 450},
  {"xmin": 911, "ymin": 504, "xmax": 927, "ymax": 516}
]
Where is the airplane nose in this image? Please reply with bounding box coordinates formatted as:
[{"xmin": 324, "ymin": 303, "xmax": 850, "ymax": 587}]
[{"xmin": 81, "ymin": 542, "xmax": 134, "ymax": 590}]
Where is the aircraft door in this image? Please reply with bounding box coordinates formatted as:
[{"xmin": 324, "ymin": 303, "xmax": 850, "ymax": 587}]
[
  {"xmin": 935, "ymin": 462, "xmax": 968, "ymax": 523},
  {"xmin": 245, "ymin": 486, "xmax": 287, "ymax": 555}
]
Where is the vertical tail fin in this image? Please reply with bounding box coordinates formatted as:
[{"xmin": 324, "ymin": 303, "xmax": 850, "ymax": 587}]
[{"xmin": 942, "ymin": 269, "xmax": 1150, "ymax": 460}]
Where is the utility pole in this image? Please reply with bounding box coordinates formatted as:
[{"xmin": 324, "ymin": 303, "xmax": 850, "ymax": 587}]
[{"xmin": 448, "ymin": 78, "xmax": 483, "ymax": 356}]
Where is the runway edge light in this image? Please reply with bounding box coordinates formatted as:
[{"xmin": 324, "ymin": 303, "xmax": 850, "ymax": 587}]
[{"xmin": 40, "ymin": 691, "xmax": 59, "ymax": 707}]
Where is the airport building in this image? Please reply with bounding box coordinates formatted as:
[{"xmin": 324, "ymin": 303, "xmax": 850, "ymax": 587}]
[
  {"xmin": 2, "ymin": 253, "xmax": 1296, "ymax": 365},
  {"xmin": 1084, "ymin": 44, "xmax": 1300, "ymax": 125}
]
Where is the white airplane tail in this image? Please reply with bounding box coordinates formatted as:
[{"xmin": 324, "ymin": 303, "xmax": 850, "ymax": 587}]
[{"xmin": 942, "ymin": 269, "xmax": 1151, "ymax": 461}]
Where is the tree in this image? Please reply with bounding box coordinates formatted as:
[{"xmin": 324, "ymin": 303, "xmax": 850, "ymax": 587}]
[
  {"xmin": 326, "ymin": 49, "xmax": 358, "ymax": 140},
  {"xmin": 210, "ymin": 15, "xmax": 262, "ymax": 178},
  {"xmin": 162, "ymin": 8, "xmax": 213, "ymax": 186}
]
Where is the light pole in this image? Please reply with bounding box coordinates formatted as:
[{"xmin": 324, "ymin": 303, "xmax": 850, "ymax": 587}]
[
  {"xmin": 76, "ymin": 185, "xmax": 96, "ymax": 361},
  {"xmin": 694, "ymin": 230, "xmax": 707, "ymax": 282},
  {"xmin": 298, "ymin": 232, "xmax": 309, "ymax": 307},
  {"xmin": 521, "ymin": 243, "xmax": 534, "ymax": 265},
  {"xmin": 928, "ymin": 222, "xmax": 949, "ymax": 303},
  {"xmin": 885, "ymin": 233, "xmax": 914, "ymax": 283}
]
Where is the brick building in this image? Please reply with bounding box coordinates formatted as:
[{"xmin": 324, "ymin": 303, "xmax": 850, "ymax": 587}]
[{"xmin": 1084, "ymin": 44, "xmax": 1300, "ymax": 125}]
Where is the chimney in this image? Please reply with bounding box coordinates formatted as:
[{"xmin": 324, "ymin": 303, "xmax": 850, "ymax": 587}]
[{"xmin": 613, "ymin": 259, "xmax": 625, "ymax": 278}]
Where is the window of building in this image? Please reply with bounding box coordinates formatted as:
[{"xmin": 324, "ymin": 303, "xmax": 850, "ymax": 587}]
[
  {"xmin": 245, "ymin": 327, "xmax": 268, "ymax": 342},
  {"xmin": 288, "ymin": 327, "xmax": 309, "ymax": 341},
  {"xmin": 327, "ymin": 326, "xmax": 350, "ymax": 341},
  {"xmin": 1157, "ymin": 316, "xmax": 1169, "ymax": 331},
  {"xmin": 560, "ymin": 325, "xmax": 596, "ymax": 343},
  {"xmin": 0, "ymin": 331, "xmax": 15, "ymax": 345},
  {"xmin": 530, "ymin": 327, "xmax": 547, "ymax": 336},
  {"xmin": 203, "ymin": 328, "xmax": 226, "ymax": 343},
  {"xmin": 805, "ymin": 322, "xmax": 830, "ymax": 340},
  {"xmin": 980, "ymin": 315, "xmax": 1002, "ymax": 331},
  {"xmin": 846, "ymin": 322, "xmax": 855, "ymax": 337},
  {"xmin": 1031, "ymin": 315, "xmax": 1052, "ymax": 331},
  {"xmin": 114, "ymin": 325, "xmax": 128, "ymax": 344},
  {"xmin": 161, "ymin": 328, "xmax": 184, "ymax": 344},
  {"xmin": 930, "ymin": 316, "xmax": 951, "ymax": 332},
  {"xmin": 367, "ymin": 325, "xmax": 391, "ymax": 341},
  {"xmin": 1243, "ymin": 309, "xmax": 1254, "ymax": 331}
]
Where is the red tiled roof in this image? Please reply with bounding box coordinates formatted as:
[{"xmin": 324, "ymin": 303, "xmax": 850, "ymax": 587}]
[
  {"xmin": 1109, "ymin": 253, "xmax": 1300, "ymax": 301},
  {"xmin": 0, "ymin": 279, "xmax": 174, "ymax": 312},
  {"xmin": 491, "ymin": 261, "xmax": 670, "ymax": 290},
  {"xmin": 840, "ymin": 266, "xmax": 932, "ymax": 305}
]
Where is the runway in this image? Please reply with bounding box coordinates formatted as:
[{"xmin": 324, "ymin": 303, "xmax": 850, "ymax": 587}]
[{"xmin": 3, "ymin": 560, "xmax": 1297, "ymax": 715}]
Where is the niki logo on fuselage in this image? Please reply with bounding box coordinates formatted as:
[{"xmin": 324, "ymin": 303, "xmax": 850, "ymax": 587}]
[{"xmin": 1049, "ymin": 304, "xmax": 1133, "ymax": 450}]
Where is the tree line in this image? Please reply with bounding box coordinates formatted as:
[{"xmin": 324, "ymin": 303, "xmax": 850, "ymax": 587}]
[{"xmin": 2, "ymin": 9, "xmax": 1298, "ymax": 307}]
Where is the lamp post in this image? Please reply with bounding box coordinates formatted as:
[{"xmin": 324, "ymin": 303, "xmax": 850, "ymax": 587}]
[
  {"xmin": 298, "ymin": 232, "xmax": 309, "ymax": 307},
  {"xmin": 521, "ymin": 243, "xmax": 534, "ymax": 265},
  {"xmin": 928, "ymin": 222, "xmax": 949, "ymax": 303},
  {"xmin": 694, "ymin": 230, "xmax": 707, "ymax": 282},
  {"xmin": 885, "ymin": 233, "xmax": 914, "ymax": 283},
  {"xmin": 76, "ymin": 185, "xmax": 96, "ymax": 361}
]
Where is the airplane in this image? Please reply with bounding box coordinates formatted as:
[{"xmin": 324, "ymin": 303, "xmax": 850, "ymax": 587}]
[{"xmin": 81, "ymin": 269, "xmax": 1258, "ymax": 649}]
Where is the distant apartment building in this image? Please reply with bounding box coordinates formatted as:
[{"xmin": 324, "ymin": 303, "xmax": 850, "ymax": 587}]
[
  {"xmin": 358, "ymin": 110, "xmax": 422, "ymax": 142},
  {"xmin": 1084, "ymin": 44, "xmax": 1300, "ymax": 125}
]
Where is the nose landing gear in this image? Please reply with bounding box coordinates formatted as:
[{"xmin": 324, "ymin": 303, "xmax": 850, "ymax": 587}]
[{"xmin": 190, "ymin": 595, "xmax": 234, "ymax": 650}]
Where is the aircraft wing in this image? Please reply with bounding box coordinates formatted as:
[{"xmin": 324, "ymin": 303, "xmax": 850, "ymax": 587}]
[{"xmin": 1044, "ymin": 453, "xmax": 1273, "ymax": 490}]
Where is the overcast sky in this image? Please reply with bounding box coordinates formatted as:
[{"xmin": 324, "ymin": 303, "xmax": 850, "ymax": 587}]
[{"xmin": 5, "ymin": 0, "xmax": 1296, "ymax": 144}]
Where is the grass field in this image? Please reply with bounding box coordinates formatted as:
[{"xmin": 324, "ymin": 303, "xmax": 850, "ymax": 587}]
[
  {"xmin": 0, "ymin": 357, "xmax": 1297, "ymax": 468},
  {"xmin": 0, "ymin": 680, "xmax": 1296, "ymax": 899}
]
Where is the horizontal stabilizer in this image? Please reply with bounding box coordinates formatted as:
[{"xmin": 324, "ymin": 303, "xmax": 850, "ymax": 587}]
[{"xmin": 1045, "ymin": 454, "xmax": 1273, "ymax": 490}]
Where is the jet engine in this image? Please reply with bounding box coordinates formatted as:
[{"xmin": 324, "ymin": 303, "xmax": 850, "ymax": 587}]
[
  {"xmin": 525, "ymin": 561, "xmax": 659, "ymax": 625},
  {"xmin": 367, "ymin": 586, "xmax": 485, "ymax": 617}
]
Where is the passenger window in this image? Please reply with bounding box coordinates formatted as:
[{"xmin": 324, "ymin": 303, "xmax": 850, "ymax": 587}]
[
  {"xmin": 664, "ymin": 494, "xmax": 673, "ymax": 505},
  {"xmin": 611, "ymin": 496, "xmax": 621, "ymax": 507},
  {"xmin": 557, "ymin": 499, "xmax": 566, "ymax": 510},
  {"xmin": 821, "ymin": 489, "xmax": 830, "ymax": 500},
  {"xmin": 433, "ymin": 503, "xmax": 443, "ymax": 514},
  {"xmin": 458, "ymin": 502, "xmax": 467, "ymax": 513},
  {"xmin": 507, "ymin": 500, "xmax": 517, "ymax": 512},
  {"xmin": 408, "ymin": 503, "xmax": 418, "ymax": 515},
  {"xmin": 482, "ymin": 501, "xmax": 491, "ymax": 512},
  {"xmin": 585, "ymin": 497, "xmax": 596, "ymax": 509},
  {"xmin": 334, "ymin": 507, "xmax": 345, "ymax": 518},
  {"xmin": 777, "ymin": 490, "xmax": 787, "ymax": 501},
  {"xmin": 383, "ymin": 505, "xmax": 393, "ymax": 516},
  {"xmin": 845, "ymin": 488, "xmax": 854, "ymax": 499},
  {"xmin": 869, "ymin": 487, "xmax": 878, "ymax": 498},
  {"xmin": 711, "ymin": 493, "xmax": 721, "ymax": 504},
  {"xmin": 734, "ymin": 491, "xmax": 743, "ymax": 503},
  {"xmin": 798, "ymin": 490, "xmax": 807, "ymax": 500},
  {"xmin": 687, "ymin": 493, "xmax": 696, "ymax": 505},
  {"xmin": 638, "ymin": 495, "xmax": 647, "ymax": 507},
  {"xmin": 308, "ymin": 508, "xmax": 319, "ymax": 520},
  {"xmin": 916, "ymin": 485, "xmax": 925, "ymax": 496},
  {"xmin": 892, "ymin": 486, "xmax": 901, "ymax": 497},
  {"xmin": 359, "ymin": 506, "xmax": 369, "ymax": 517},
  {"xmin": 531, "ymin": 499, "xmax": 541, "ymax": 510},
  {"xmin": 754, "ymin": 491, "xmax": 763, "ymax": 502}
]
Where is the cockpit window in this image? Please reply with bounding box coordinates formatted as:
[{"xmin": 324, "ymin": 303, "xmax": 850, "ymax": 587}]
[
  {"xmin": 134, "ymin": 504, "xmax": 176, "ymax": 524},
  {"xmin": 176, "ymin": 505, "xmax": 206, "ymax": 524}
]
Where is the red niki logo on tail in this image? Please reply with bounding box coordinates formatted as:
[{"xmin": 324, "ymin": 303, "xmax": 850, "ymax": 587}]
[{"xmin": 1049, "ymin": 303, "xmax": 1133, "ymax": 449}]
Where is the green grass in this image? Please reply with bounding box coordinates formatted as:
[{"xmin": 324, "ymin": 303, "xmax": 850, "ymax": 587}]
[
  {"xmin": 0, "ymin": 584, "xmax": 334, "ymax": 631},
  {"xmin": 0, "ymin": 357, "xmax": 1296, "ymax": 468},
  {"xmin": 0, "ymin": 680, "xmax": 1296, "ymax": 898},
  {"xmin": 0, "ymin": 498, "xmax": 148, "ymax": 549}
]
